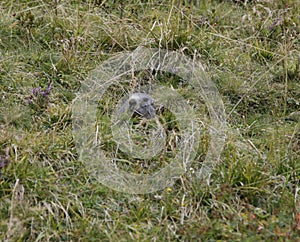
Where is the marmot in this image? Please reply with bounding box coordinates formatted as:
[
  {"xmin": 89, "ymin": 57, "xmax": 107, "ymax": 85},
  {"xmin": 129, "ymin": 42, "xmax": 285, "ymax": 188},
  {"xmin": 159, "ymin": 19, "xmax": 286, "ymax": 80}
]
[{"xmin": 118, "ymin": 93, "xmax": 156, "ymax": 119}]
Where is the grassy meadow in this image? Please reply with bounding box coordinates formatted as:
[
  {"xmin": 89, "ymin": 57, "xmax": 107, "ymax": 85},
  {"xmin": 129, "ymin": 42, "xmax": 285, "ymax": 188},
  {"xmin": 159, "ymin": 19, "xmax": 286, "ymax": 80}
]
[{"xmin": 0, "ymin": 0, "xmax": 299, "ymax": 241}]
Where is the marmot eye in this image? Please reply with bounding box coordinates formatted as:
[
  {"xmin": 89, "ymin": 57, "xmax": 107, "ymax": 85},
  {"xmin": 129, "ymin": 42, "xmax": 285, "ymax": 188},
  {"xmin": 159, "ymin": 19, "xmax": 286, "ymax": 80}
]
[{"xmin": 142, "ymin": 97, "xmax": 149, "ymax": 102}]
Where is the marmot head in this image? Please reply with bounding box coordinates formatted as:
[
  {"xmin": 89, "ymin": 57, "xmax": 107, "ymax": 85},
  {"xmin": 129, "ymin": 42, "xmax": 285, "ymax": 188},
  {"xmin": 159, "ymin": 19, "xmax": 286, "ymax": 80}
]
[{"xmin": 120, "ymin": 93, "xmax": 156, "ymax": 119}]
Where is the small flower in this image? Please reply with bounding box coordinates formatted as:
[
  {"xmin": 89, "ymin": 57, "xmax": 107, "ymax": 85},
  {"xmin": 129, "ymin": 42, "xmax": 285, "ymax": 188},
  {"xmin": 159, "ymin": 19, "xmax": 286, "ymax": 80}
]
[
  {"xmin": 42, "ymin": 83, "xmax": 52, "ymax": 97},
  {"xmin": 32, "ymin": 86, "xmax": 42, "ymax": 96},
  {"xmin": 166, "ymin": 187, "xmax": 172, "ymax": 193},
  {"xmin": 27, "ymin": 98, "xmax": 33, "ymax": 104},
  {"xmin": 27, "ymin": 83, "xmax": 52, "ymax": 110}
]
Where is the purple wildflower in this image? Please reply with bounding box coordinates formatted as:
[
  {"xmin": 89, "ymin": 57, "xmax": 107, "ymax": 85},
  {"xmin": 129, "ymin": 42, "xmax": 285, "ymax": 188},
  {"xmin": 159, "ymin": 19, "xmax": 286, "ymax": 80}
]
[
  {"xmin": 28, "ymin": 83, "xmax": 52, "ymax": 108},
  {"xmin": 31, "ymin": 83, "xmax": 52, "ymax": 98},
  {"xmin": 27, "ymin": 98, "xmax": 33, "ymax": 104},
  {"xmin": 32, "ymin": 86, "xmax": 42, "ymax": 96},
  {"xmin": 42, "ymin": 83, "xmax": 52, "ymax": 97}
]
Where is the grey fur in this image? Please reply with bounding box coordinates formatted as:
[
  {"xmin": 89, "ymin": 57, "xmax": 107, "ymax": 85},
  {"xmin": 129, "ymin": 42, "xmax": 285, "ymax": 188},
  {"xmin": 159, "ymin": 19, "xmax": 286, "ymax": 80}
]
[{"xmin": 118, "ymin": 93, "xmax": 156, "ymax": 119}]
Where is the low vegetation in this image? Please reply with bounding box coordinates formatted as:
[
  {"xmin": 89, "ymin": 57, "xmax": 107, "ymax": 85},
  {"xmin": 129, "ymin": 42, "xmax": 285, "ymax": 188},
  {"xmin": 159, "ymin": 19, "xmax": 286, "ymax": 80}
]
[{"xmin": 0, "ymin": 0, "xmax": 299, "ymax": 241}]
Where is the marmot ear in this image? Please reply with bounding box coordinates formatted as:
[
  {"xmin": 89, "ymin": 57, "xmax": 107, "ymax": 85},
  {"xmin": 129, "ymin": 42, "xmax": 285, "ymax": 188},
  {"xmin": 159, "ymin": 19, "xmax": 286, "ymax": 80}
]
[{"xmin": 128, "ymin": 99, "xmax": 137, "ymax": 111}]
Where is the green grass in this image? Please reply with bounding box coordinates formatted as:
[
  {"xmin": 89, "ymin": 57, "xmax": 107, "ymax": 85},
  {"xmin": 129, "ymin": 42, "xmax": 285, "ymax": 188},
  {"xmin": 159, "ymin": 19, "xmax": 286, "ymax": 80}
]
[{"xmin": 1, "ymin": 0, "xmax": 299, "ymax": 241}]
